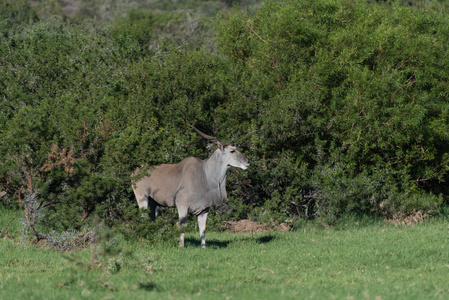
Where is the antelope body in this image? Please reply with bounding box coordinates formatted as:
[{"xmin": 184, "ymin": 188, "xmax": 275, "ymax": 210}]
[{"xmin": 132, "ymin": 127, "xmax": 250, "ymax": 248}]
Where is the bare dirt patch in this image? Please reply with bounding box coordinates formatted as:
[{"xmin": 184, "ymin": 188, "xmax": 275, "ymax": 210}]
[{"xmin": 223, "ymin": 219, "xmax": 291, "ymax": 233}]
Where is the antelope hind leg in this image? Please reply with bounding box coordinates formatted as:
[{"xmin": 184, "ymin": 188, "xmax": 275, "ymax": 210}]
[{"xmin": 177, "ymin": 207, "xmax": 188, "ymax": 247}]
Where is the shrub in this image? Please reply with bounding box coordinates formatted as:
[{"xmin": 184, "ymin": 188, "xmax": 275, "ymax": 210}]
[
  {"xmin": 2, "ymin": 0, "xmax": 449, "ymax": 235},
  {"xmin": 217, "ymin": 0, "xmax": 449, "ymax": 221},
  {"xmin": 0, "ymin": 0, "xmax": 38, "ymax": 28}
]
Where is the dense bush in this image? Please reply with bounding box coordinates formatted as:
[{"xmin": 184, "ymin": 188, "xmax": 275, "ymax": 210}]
[
  {"xmin": 1, "ymin": 0, "xmax": 449, "ymax": 237},
  {"xmin": 0, "ymin": 6, "xmax": 239, "ymax": 234},
  {"xmin": 217, "ymin": 0, "xmax": 449, "ymax": 222}
]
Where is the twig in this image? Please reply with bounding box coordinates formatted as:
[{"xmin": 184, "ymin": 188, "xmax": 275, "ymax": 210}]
[{"xmin": 245, "ymin": 21, "xmax": 267, "ymax": 44}]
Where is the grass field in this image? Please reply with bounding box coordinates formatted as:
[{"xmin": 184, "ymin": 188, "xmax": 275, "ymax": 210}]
[{"xmin": 1, "ymin": 210, "xmax": 449, "ymax": 299}]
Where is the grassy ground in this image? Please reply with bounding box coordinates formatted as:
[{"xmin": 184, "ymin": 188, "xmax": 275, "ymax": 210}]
[{"xmin": 1, "ymin": 210, "xmax": 449, "ymax": 299}]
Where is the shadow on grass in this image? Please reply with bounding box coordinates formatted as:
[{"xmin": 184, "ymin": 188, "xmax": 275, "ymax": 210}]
[
  {"xmin": 257, "ymin": 234, "xmax": 276, "ymax": 244},
  {"xmin": 183, "ymin": 237, "xmax": 231, "ymax": 248},
  {"xmin": 183, "ymin": 233, "xmax": 278, "ymax": 249},
  {"xmin": 139, "ymin": 281, "xmax": 157, "ymax": 292}
]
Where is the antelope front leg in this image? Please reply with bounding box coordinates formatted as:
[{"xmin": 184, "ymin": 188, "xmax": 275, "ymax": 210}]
[{"xmin": 197, "ymin": 211, "xmax": 208, "ymax": 248}]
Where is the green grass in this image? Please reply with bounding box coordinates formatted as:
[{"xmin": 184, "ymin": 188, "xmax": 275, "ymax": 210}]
[{"xmin": 1, "ymin": 210, "xmax": 449, "ymax": 299}]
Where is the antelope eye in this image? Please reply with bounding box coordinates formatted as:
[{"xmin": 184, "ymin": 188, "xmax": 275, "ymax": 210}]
[{"xmin": 230, "ymin": 150, "xmax": 236, "ymax": 153}]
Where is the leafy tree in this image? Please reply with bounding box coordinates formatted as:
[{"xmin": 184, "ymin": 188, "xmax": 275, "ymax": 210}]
[
  {"xmin": 217, "ymin": 0, "xmax": 449, "ymax": 221},
  {"xmin": 2, "ymin": 0, "xmax": 449, "ymax": 237},
  {"xmin": 0, "ymin": 0, "xmax": 39, "ymax": 27}
]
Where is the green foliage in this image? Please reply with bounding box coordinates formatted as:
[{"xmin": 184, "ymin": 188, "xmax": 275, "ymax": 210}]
[
  {"xmin": 0, "ymin": 10, "xmax": 235, "ymax": 234},
  {"xmin": 1, "ymin": 0, "xmax": 449, "ymax": 236},
  {"xmin": 217, "ymin": 0, "xmax": 449, "ymax": 221},
  {"xmin": 110, "ymin": 9, "xmax": 185, "ymax": 59},
  {"xmin": 0, "ymin": 0, "xmax": 38, "ymax": 28}
]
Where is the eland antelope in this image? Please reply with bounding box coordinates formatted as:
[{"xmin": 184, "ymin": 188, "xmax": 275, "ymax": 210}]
[{"xmin": 132, "ymin": 126, "xmax": 250, "ymax": 248}]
